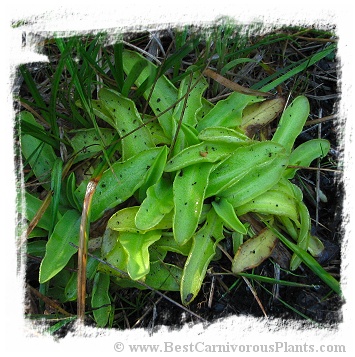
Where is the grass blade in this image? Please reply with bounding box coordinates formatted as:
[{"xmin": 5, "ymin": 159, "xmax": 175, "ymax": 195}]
[
  {"xmin": 19, "ymin": 65, "xmax": 49, "ymax": 122},
  {"xmin": 236, "ymin": 272, "xmax": 318, "ymax": 288},
  {"xmin": 49, "ymin": 158, "xmax": 63, "ymax": 235},
  {"xmin": 266, "ymin": 223, "xmax": 341, "ymax": 296},
  {"xmin": 258, "ymin": 44, "xmax": 336, "ymax": 92}
]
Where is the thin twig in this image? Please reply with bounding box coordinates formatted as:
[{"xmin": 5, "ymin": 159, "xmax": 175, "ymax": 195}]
[
  {"xmin": 241, "ymin": 276, "xmax": 268, "ymax": 318},
  {"xmin": 203, "ymin": 68, "xmax": 272, "ymax": 97},
  {"xmin": 28, "ymin": 284, "xmax": 73, "ymax": 317},
  {"xmin": 296, "ymin": 35, "xmax": 337, "ymax": 43},
  {"xmin": 287, "ymin": 165, "xmax": 341, "ymax": 173},
  {"xmin": 26, "ymin": 191, "xmax": 52, "ymax": 237},
  {"xmin": 122, "ymin": 41, "xmax": 162, "ymax": 65},
  {"xmin": 304, "ymin": 114, "xmax": 336, "ymax": 126},
  {"xmin": 208, "ymin": 275, "xmax": 216, "ymax": 309},
  {"xmin": 168, "ymin": 71, "xmax": 192, "ymax": 159}
]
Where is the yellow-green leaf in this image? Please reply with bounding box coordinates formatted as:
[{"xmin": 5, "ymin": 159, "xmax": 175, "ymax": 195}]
[{"xmin": 232, "ymin": 228, "xmax": 278, "ymax": 273}]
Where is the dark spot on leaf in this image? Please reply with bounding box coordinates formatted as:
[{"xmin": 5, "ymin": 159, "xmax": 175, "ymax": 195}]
[
  {"xmin": 185, "ymin": 293, "xmax": 193, "ymax": 303},
  {"xmin": 157, "ymin": 98, "xmax": 161, "ymax": 102}
]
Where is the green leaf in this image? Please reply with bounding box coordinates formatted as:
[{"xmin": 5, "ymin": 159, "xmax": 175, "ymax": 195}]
[
  {"xmin": 284, "ymin": 139, "xmax": 330, "ymax": 179},
  {"xmin": 154, "ymin": 233, "xmax": 192, "ymax": 256},
  {"xmin": 135, "ymin": 177, "xmax": 174, "ymax": 231},
  {"xmin": 173, "ymin": 68, "xmax": 208, "ymax": 128},
  {"xmin": 272, "ymin": 96, "xmax": 310, "ymax": 153},
  {"xmin": 25, "ymin": 192, "xmax": 53, "ymax": 231},
  {"xmin": 122, "ymin": 50, "xmax": 178, "ymax": 139},
  {"xmin": 75, "ymin": 147, "xmax": 164, "ymax": 222},
  {"xmin": 107, "ymin": 206, "xmax": 173, "ymax": 233},
  {"xmin": 165, "ymin": 141, "xmax": 243, "ymax": 172},
  {"xmin": 91, "ymin": 272, "xmax": 111, "ymax": 327},
  {"xmin": 21, "ymin": 131, "xmax": 57, "ymax": 190},
  {"xmin": 206, "ymin": 141, "xmax": 286, "ymax": 197},
  {"xmin": 180, "ymin": 209, "xmax": 224, "ymax": 304},
  {"xmin": 98, "ymin": 88, "xmax": 155, "ymax": 160},
  {"xmin": 219, "ymin": 153, "xmax": 289, "ymax": 208},
  {"xmin": 290, "ymin": 201, "xmax": 311, "ymax": 270},
  {"xmin": 119, "ymin": 230, "xmax": 162, "ymax": 280},
  {"xmin": 145, "ymin": 261, "xmax": 182, "ymax": 291},
  {"xmin": 196, "ymin": 92, "xmax": 263, "ymax": 132},
  {"xmin": 173, "ymin": 162, "xmax": 214, "ymax": 245},
  {"xmin": 198, "ymin": 126, "xmax": 250, "ymax": 143},
  {"xmin": 137, "ymin": 145, "xmax": 168, "ymax": 202},
  {"xmin": 169, "ymin": 69, "xmax": 208, "ymax": 157},
  {"xmin": 235, "ymin": 189, "xmax": 299, "ymax": 224},
  {"xmin": 98, "ymin": 229, "xmax": 127, "ymax": 278},
  {"xmin": 212, "ymin": 198, "xmax": 247, "ymax": 234},
  {"xmin": 70, "ymin": 127, "xmax": 117, "ymax": 163},
  {"xmin": 143, "ymin": 116, "xmax": 171, "ymax": 145},
  {"xmin": 39, "ymin": 210, "xmax": 81, "ymax": 283}
]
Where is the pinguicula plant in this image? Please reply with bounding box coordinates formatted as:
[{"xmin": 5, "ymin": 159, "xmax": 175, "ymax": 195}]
[{"xmin": 21, "ymin": 35, "xmax": 340, "ymax": 328}]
